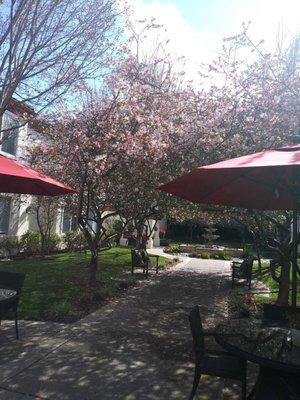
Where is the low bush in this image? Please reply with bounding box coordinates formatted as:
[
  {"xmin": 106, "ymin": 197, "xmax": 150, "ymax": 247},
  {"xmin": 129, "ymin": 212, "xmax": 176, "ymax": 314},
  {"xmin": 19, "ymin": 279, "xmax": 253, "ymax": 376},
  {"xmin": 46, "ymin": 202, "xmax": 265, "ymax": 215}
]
[
  {"xmin": 189, "ymin": 252, "xmax": 200, "ymax": 258},
  {"xmin": 164, "ymin": 243, "xmax": 182, "ymax": 253},
  {"xmin": 63, "ymin": 231, "xmax": 87, "ymax": 251},
  {"xmin": 47, "ymin": 233, "xmax": 61, "ymax": 253},
  {"xmin": 231, "ymin": 291, "xmax": 257, "ymax": 318},
  {"xmin": 20, "ymin": 231, "xmax": 40, "ymax": 255},
  {"xmin": 199, "ymin": 252, "xmax": 210, "ymax": 259},
  {"xmin": 0, "ymin": 237, "xmax": 20, "ymax": 258},
  {"xmin": 217, "ymin": 250, "xmax": 231, "ymax": 260}
]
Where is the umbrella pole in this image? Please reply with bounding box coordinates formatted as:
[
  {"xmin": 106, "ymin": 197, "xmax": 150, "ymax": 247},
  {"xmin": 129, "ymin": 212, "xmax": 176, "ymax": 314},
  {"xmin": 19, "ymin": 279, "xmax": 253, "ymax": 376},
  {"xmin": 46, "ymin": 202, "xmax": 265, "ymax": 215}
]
[{"xmin": 292, "ymin": 207, "xmax": 298, "ymax": 307}]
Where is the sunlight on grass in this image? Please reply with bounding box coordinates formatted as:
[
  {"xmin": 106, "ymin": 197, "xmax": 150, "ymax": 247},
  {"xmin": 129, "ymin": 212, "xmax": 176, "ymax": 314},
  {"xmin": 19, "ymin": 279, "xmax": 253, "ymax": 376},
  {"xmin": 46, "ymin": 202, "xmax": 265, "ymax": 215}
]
[{"xmin": 0, "ymin": 247, "xmax": 168, "ymax": 322}]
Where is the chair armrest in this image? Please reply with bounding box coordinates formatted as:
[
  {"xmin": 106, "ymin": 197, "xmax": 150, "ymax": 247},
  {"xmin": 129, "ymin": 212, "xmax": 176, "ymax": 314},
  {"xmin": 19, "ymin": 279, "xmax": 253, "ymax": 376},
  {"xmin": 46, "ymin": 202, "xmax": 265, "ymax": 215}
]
[{"xmin": 232, "ymin": 261, "xmax": 242, "ymax": 267}]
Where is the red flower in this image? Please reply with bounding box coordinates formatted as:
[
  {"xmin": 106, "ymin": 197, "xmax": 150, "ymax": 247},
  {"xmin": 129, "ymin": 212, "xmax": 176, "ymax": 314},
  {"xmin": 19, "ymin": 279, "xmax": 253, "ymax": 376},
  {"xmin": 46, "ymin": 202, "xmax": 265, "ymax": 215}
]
[{"xmin": 242, "ymin": 294, "xmax": 253, "ymax": 304}]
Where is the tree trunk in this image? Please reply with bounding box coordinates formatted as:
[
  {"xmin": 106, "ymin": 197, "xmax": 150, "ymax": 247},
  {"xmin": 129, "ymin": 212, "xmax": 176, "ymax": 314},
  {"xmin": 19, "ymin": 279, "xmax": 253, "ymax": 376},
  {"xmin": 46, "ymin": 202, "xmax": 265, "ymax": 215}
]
[
  {"xmin": 189, "ymin": 224, "xmax": 194, "ymax": 243},
  {"xmin": 276, "ymin": 260, "xmax": 291, "ymax": 306},
  {"xmin": 40, "ymin": 234, "xmax": 46, "ymax": 258},
  {"xmin": 89, "ymin": 251, "xmax": 99, "ymax": 287},
  {"xmin": 254, "ymin": 241, "xmax": 262, "ymax": 274}
]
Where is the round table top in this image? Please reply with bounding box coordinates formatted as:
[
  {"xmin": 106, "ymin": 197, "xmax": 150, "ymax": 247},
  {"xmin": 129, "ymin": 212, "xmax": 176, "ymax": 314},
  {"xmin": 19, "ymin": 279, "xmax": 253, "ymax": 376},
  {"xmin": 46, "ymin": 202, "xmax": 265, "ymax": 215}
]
[
  {"xmin": 215, "ymin": 319, "xmax": 300, "ymax": 374},
  {"xmin": 0, "ymin": 286, "xmax": 17, "ymax": 303}
]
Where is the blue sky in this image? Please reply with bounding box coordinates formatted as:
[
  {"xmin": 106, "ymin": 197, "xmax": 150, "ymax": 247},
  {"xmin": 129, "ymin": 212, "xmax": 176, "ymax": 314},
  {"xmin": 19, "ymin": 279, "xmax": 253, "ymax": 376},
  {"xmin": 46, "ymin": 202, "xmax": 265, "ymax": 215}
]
[
  {"xmin": 145, "ymin": 0, "xmax": 239, "ymax": 34},
  {"xmin": 143, "ymin": 0, "xmax": 300, "ymax": 37},
  {"xmin": 130, "ymin": 0, "xmax": 300, "ymax": 82}
]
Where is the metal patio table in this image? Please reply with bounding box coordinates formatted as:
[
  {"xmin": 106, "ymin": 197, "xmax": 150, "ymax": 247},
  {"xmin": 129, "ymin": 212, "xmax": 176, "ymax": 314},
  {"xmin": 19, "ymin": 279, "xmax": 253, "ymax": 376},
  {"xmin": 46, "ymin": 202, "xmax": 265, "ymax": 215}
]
[
  {"xmin": 215, "ymin": 319, "xmax": 300, "ymax": 400},
  {"xmin": 0, "ymin": 286, "xmax": 17, "ymax": 308}
]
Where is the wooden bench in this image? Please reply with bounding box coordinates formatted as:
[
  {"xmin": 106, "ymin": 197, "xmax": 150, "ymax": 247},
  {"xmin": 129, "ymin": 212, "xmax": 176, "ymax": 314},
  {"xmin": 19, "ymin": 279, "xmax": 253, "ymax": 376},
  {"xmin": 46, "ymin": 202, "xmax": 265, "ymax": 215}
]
[
  {"xmin": 231, "ymin": 257, "xmax": 254, "ymax": 289},
  {"xmin": 131, "ymin": 249, "xmax": 159, "ymax": 278}
]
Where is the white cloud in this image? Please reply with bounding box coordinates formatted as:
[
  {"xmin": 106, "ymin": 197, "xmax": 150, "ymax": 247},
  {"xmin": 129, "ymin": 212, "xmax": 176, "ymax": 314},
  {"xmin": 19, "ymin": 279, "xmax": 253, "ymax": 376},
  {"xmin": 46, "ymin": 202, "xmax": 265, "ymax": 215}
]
[
  {"xmin": 127, "ymin": 0, "xmax": 300, "ymax": 84},
  {"xmin": 127, "ymin": 0, "xmax": 221, "ymax": 83}
]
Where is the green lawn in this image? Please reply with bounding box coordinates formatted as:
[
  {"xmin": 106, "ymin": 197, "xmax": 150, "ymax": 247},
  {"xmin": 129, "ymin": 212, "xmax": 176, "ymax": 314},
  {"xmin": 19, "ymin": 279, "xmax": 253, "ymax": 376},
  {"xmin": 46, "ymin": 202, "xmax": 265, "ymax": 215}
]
[
  {"xmin": 253, "ymin": 262, "xmax": 300, "ymax": 305},
  {"xmin": 0, "ymin": 247, "xmax": 169, "ymax": 322}
]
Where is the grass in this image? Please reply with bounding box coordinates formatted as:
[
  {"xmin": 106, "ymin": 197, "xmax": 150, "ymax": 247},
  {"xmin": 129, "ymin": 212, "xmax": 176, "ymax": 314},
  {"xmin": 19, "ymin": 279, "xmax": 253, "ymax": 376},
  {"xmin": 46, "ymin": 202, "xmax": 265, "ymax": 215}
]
[
  {"xmin": 252, "ymin": 261, "xmax": 300, "ymax": 305},
  {"xmin": 0, "ymin": 247, "xmax": 169, "ymax": 322}
]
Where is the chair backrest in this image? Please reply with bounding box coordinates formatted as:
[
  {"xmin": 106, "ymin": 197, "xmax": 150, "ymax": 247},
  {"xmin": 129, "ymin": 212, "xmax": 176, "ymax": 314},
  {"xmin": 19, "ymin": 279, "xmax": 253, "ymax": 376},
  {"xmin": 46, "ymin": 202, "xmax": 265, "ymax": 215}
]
[
  {"xmin": 263, "ymin": 303, "xmax": 300, "ymax": 323},
  {"xmin": 131, "ymin": 249, "xmax": 143, "ymax": 267},
  {"xmin": 0, "ymin": 271, "xmax": 26, "ymax": 295},
  {"xmin": 240, "ymin": 258, "xmax": 254, "ymax": 278},
  {"xmin": 189, "ymin": 306, "xmax": 205, "ymax": 356}
]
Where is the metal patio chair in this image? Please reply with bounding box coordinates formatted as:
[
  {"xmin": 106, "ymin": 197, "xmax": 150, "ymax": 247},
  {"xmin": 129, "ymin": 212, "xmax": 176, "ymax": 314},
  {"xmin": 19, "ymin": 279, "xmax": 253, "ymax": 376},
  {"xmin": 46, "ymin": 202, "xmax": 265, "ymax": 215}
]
[
  {"xmin": 188, "ymin": 305, "xmax": 247, "ymax": 400},
  {"xmin": 0, "ymin": 271, "xmax": 26, "ymax": 339},
  {"xmin": 131, "ymin": 249, "xmax": 159, "ymax": 278}
]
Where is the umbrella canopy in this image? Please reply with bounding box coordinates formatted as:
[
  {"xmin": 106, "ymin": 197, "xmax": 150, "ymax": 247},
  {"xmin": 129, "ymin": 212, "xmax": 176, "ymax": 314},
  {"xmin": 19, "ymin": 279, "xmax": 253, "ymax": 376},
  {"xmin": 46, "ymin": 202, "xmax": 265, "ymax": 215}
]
[
  {"xmin": 159, "ymin": 144, "xmax": 300, "ymax": 211},
  {"xmin": 0, "ymin": 154, "xmax": 76, "ymax": 196},
  {"xmin": 159, "ymin": 144, "xmax": 300, "ymax": 307}
]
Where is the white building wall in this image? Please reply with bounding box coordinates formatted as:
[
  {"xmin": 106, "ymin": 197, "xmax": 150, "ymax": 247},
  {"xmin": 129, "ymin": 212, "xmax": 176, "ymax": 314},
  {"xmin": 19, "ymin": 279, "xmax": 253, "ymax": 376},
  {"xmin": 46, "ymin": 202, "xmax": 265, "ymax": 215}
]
[{"xmin": 0, "ymin": 109, "xmax": 50, "ymax": 240}]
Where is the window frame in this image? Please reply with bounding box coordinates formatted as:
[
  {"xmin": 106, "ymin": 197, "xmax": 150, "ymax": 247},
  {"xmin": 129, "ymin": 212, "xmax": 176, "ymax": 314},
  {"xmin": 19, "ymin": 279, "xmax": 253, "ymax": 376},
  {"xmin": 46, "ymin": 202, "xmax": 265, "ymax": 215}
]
[
  {"xmin": 61, "ymin": 209, "xmax": 77, "ymax": 234},
  {"xmin": 0, "ymin": 112, "xmax": 19, "ymax": 157}
]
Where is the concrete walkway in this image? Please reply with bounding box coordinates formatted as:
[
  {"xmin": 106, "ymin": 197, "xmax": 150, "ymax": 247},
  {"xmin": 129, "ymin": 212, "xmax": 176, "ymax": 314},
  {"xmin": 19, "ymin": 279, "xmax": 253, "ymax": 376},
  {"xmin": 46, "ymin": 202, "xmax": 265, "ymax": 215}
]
[{"xmin": 0, "ymin": 258, "xmax": 235, "ymax": 400}]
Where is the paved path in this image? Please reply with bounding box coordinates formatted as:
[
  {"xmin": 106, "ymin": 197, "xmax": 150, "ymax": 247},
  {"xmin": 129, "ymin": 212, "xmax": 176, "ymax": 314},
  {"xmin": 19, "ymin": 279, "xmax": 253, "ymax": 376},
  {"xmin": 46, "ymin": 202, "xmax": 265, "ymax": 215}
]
[{"xmin": 0, "ymin": 258, "xmax": 236, "ymax": 400}]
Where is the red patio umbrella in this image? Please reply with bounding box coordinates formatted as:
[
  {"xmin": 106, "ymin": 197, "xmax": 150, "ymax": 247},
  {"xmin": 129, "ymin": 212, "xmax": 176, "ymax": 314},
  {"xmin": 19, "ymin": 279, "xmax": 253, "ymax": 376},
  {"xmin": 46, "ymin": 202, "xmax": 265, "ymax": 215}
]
[
  {"xmin": 159, "ymin": 143, "xmax": 300, "ymax": 306},
  {"xmin": 0, "ymin": 153, "xmax": 76, "ymax": 196}
]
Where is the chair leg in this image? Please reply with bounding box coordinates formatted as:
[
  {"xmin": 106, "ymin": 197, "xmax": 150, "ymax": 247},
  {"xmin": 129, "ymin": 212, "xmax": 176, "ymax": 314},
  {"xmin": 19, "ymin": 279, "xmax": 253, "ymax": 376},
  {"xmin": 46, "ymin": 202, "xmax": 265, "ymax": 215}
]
[
  {"xmin": 231, "ymin": 273, "xmax": 235, "ymax": 288},
  {"xmin": 189, "ymin": 365, "xmax": 201, "ymax": 400},
  {"xmin": 241, "ymin": 361, "xmax": 247, "ymax": 400},
  {"xmin": 14, "ymin": 310, "xmax": 19, "ymax": 340},
  {"xmin": 241, "ymin": 374, "xmax": 247, "ymax": 400}
]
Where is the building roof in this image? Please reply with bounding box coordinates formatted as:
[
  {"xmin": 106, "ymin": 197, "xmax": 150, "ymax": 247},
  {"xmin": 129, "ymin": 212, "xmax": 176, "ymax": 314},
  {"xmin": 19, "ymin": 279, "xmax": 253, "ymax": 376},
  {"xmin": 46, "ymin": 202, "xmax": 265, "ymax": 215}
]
[
  {"xmin": 6, "ymin": 98, "xmax": 46, "ymax": 133},
  {"xmin": 7, "ymin": 98, "xmax": 36, "ymax": 118}
]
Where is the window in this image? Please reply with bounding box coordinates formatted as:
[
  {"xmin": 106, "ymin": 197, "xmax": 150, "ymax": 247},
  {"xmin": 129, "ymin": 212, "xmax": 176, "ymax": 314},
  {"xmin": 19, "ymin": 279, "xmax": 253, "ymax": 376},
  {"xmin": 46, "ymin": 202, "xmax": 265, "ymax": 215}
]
[
  {"xmin": 0, "ymin": 198, "xmax": 11, "ymax": 234},
  {"xmin": 61, "ymin": 210, "xmax": 77, "ymax": 233},
  {"xmin": 1, "ymin": 114, "xmax": 19, "ymax": 156}
]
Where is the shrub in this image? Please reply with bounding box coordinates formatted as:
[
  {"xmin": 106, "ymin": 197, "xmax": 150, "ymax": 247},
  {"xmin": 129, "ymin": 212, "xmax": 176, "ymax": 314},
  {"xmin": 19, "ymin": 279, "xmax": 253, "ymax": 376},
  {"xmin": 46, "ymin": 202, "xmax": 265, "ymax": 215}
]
[
  {"xmin": 199, "ymin": 252, "xmax": 210, "ymax": 259},
  {"xmin": 218, "ymin": 250, "xmax": 232, "ymax": 260},
  {"xmin": 188, "ymin": 252, "xmax": 200, "ymax": 258},
  {"xmin": 0, "ymin": 237, "xmax": 20, "ymax": 258},
  {"xmin": 63, "ymin": 231, "xmax": 87, "ymax": 251},
  {"xmin": 232, "ymin": 293, "xmax": 256, "ymax": 318},
  {"xmin": 47, "ymin": 233, "xmax": 61, "ymax": 253},
  {"xmin": 234, "ymin": 297, "xmax": 250, "ymax": 317},
  {"xmin": 20, "ymin": 231, "xmax": 40, "ymax": 255},
  {"xmin": 164, "ymin": 243, "xmax": 182, "ymax": 253}
]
